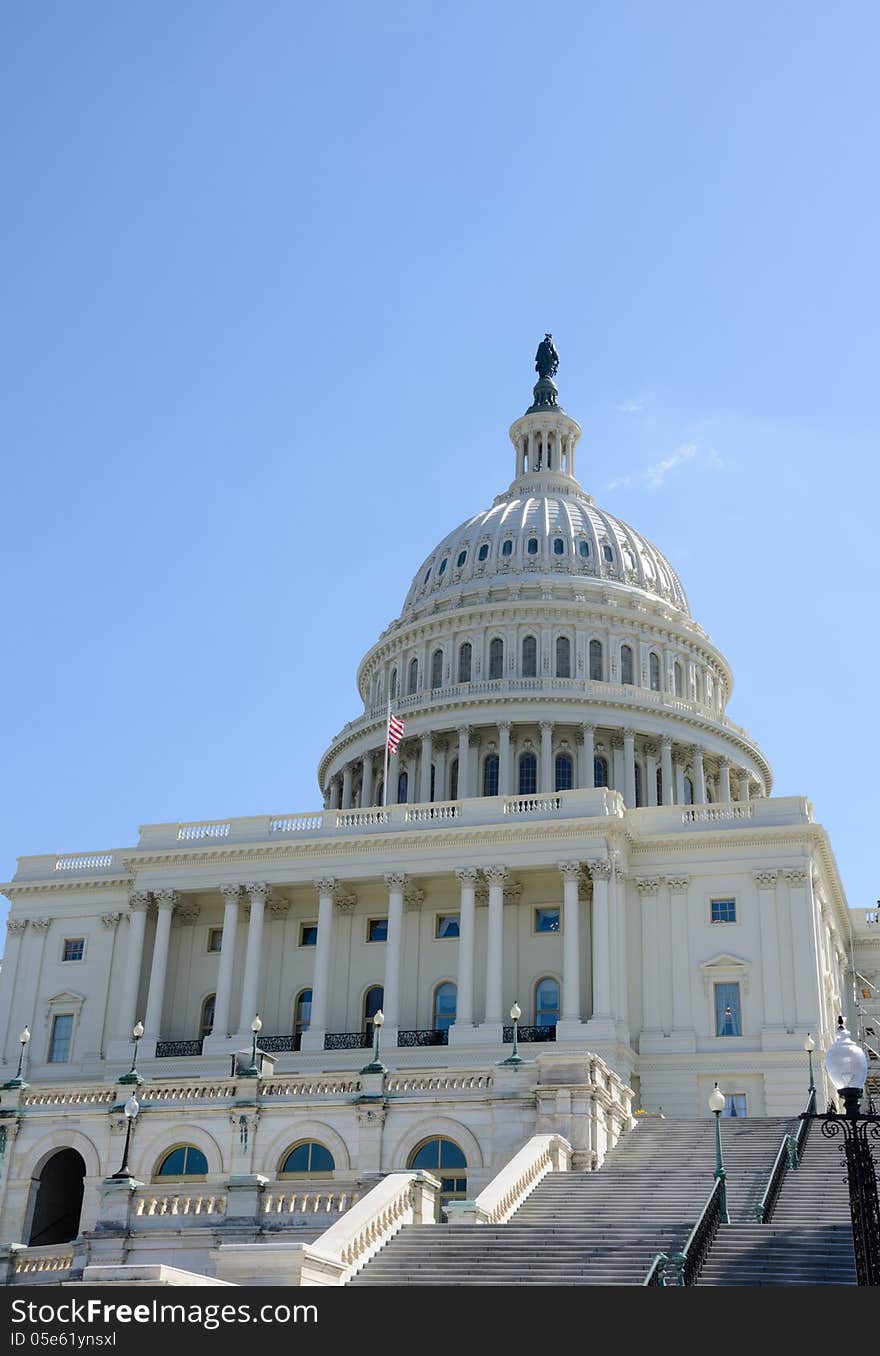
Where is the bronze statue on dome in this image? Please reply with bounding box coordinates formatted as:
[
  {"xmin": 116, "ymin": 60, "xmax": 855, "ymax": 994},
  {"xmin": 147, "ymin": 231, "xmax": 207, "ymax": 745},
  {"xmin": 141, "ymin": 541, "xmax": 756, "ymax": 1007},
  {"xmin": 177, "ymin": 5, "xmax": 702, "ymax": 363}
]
[{"xmin": 534, "ymin": 333, "xmax": 559, "ymax": 381}]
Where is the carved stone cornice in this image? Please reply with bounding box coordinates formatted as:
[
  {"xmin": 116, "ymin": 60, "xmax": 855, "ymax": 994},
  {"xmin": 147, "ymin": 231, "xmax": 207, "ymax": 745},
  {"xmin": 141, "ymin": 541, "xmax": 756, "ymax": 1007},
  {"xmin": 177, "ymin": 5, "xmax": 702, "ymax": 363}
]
[
  {"xmin": 587, "ymin": 859, "xmax": 612, "ymax": 881},
  {"xmin": 643, "ymin": 742, "xmax": 658, "ymax": 760},
  {"xmin": 455, "ymin": 868, "xmax": 480, "ymax": 887},
  {"xmin": 30, "ymin": 917, "xmax": 52, "ymax": 932},
  {"xmin": 268, "ymin": 899, "xmax": 290, "ymax": 918},
  {"xmin": 635, "ymin": 877, "xmax": 661, "ymax": 896},
  {"xmin": 753, "ymin": 870, "xmax": 779, "ymax": 889},
  {"xmin": 558, "ymin": 861, "xmax": 582, "ymax": 882},
  {"xmin": 404, "ymin": 887, "xmax": 425, "ymax": 911},
  {"xmin": 313, "ymin": 877, "xmax": 337, "ymax": 897},
  {"xmin": 483, "ymin": 866, "xmax": 509, "ymax": 888},
  {"xmin": 128, "ymin": 891, "xmax": 151, "ymax": 914},
  {"xmin": 101, "ymin": 913, "xmax": 122, "ymax": 930},
  {"xmin": 666, "ymin": 877, "xmax": 690, "ymax": 893},
  {"xmin": 154, "ymin": 889, "xmax": 179, "ymax": 911},
  {"xmin": 219, "ymin": 884, "xmax": 241, "ymax": 905},
  {"xmin": 783, "ymin": 869, "xmax": 809, "ymax": 887},
  {"xmin": 384, "ymin": 873, "xmax": 408, "ymax": 891},
  {"xmin": 356, "ymin": 1102, "xmax": 387, "ymax": 1128}
]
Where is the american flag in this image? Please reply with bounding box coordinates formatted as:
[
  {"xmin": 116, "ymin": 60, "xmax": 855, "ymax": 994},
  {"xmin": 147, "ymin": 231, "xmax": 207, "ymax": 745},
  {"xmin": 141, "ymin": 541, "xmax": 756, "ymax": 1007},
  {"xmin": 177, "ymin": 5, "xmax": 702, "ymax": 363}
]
[{"xmin": 387, "ymin": 712, "xmax": 405, "ymax": 754}]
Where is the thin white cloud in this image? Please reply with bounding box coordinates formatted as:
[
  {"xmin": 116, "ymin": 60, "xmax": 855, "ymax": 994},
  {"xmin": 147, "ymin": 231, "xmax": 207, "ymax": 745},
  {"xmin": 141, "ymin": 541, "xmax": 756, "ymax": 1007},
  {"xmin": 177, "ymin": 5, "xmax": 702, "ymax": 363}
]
[
  {"xmin": 618, "ymin": 399, "xmax": 643, "ymax": 414},
  {"xmin": 606, "ymin": 442, "xmax": 723, "ymax": 492}
]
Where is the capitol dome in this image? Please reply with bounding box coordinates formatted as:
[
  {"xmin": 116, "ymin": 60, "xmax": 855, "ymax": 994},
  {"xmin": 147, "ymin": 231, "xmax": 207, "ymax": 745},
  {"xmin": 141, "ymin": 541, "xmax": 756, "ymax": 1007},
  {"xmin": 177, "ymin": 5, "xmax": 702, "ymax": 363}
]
[{"xmin": 319, "ymin": 341, "xmax": 771, "ymax": 812}]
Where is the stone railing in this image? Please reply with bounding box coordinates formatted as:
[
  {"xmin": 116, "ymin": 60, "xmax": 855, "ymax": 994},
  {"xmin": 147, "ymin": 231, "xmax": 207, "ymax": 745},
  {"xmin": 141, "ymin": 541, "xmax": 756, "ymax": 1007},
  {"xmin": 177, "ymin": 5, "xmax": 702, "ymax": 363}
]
[
  {"xmin": 261, "ymin": 1077, "xmax": 362, "ymax": 1097},
  {"xmin": 681, "ymin": 803, "xmax": 754, "ymax": 824},
  {"xmin": 385, "ymin": 1072, "xmax": 493, "ymax": 1093},
  {"xmin": 140, "ymin": 1082, "xmax": 234, "ymax": 1102},
  {"xmin": 262, "ymin": 1189, "xmax": 358, "ymax": 1216},
  {"xmin": 134, "ymin": 1190, "xmax": 226, "ymax": 1220},
  {"xmin": 14, "ymin": 1245, "xmax": 74, "ymax": 1277},
  {"xmin": 446, "ymin": 1133, "xmax": 571, "ymax": 1225},
  {"xmin": 298, "ymin": 1172, "xmax": 440, "ymax": 1285},
  {"xmin": 22, "ymin": 1089, "xmax": 118, "ymax": 1108}
]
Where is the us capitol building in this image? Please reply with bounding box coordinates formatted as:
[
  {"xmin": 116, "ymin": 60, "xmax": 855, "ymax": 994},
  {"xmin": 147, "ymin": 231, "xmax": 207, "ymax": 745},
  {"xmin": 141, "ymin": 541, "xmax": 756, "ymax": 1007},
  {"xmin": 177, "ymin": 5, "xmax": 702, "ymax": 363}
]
[{"xmin": 0, "ymin": 339, "xmax": 875, "ymax": 1286}]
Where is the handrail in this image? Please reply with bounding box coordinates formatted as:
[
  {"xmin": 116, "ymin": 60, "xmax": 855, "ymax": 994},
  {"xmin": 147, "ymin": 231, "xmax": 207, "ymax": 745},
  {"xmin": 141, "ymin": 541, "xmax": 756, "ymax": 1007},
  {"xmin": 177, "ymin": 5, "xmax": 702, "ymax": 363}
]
[
  {"xmin": 754, "ymin": 1087, "xmax": 816, "ymax": 1224},
  {"xmin": 643, "ymin": 1253, "xmax": 667, "ymax": 1286},
  {"xmin": 644, "ymin": 1177, "xmax": 726, "ymax": 1286}
]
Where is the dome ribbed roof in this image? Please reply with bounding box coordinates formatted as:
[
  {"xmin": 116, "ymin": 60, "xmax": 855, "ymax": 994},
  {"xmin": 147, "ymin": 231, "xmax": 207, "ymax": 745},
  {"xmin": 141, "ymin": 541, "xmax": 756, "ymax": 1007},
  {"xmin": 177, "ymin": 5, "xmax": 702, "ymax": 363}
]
[{"xmin": 400, "ymin": 474, "xmax": 690, "ymax": 618}]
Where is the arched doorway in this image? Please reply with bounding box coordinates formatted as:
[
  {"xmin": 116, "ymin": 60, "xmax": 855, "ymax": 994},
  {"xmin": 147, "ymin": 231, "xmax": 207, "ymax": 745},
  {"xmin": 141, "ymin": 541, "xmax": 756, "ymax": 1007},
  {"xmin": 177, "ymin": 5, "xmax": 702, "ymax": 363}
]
[{"xmin": 28, "ymin": 1148, "xmax": 85, "ymax": 1246}]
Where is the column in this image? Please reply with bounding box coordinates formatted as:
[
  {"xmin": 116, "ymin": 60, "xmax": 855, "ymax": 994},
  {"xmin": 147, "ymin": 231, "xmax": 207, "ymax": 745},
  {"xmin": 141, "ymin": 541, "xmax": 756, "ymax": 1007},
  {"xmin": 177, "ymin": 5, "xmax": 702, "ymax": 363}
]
[
  {"xmin": 0, "ymin": 920, "xmax": 28, "ymax": 1063},
  {"xmin": 456, "ymin": 726, "xmax": 470, "ymax": 799},
  {"xmin": 785, "ymin": 868, "xmax": 822, "ymax": 1030},
  {"xmin": 674, "ymin": 758, "xmax": 685, "ymax": 805},
  {"xmin": 498, "ymin": 722, "xmax": 512, "ymax": 797},
  {"xmin": 645, "ymin": 744, "xmax": 659, "ymax": 807},
  {"xmin": 329, "ymin": 779, "xmax": 341, "ymax": 810},
  {"xmin": 557, "ymin": 862, "xmax": 583, "ymax": 1034},
  {"xmin": 580, "ymin": 724, "xmax": 595, "ymax": 789},
  {"xmin": 637, "ymin": 878, "xmax": 662, "ymax": 1034},
  {"xmin": 692, "ymin": 747, "xmax": 706, "ymax": 804},
  {"xmin": 668, "ymin": 877, "xmax": 694, "ymax": 1043},
  {"xmin": 660, "ymin": 736, "xmax": 674, "ymax": 806},
  {"xmin": 755, "ymin": 870, "xmax": 784, "ymax": 1034},
  {"xmin": 433, "ymin": 739, "xmax": 447, "ymax": 802},
  {"xmin": 361, "ymin": 755, "xmax": 374, "ymax": 808},
  {"xmin": 405, "ymin": 749, "xmax": 418, "ymax": 804},
  {"xmin": 301, "ymin": 878, "xmax": 335, "ymax": 1051},
  {"xmin": 482, "ymin": 865, "xmax": 507, "ymax": 1032},
  {"xmin": 383, "ymin": 873, "xmax": 406, "ymax": 1039},
  {"xmin": 419, "ymin": 733, "xmax": 433, "ymax": 803},
  {"xmin": 207, "ymin": 885, "xmax": 241, "ymax": 1042},
  {"xmin": 387, "ymin": 749, "xmax": 400, "ymax": 804},
  {"xmin": 117, "ymin": 892, "xmax": 150, "ymax": 1040},
  {"xmin": 718, "ymin": 757, "xmax": 732, "ymax": 804},
  {"xmin": 623, "ymin": 729, "xmax": 636, "ymax": 808},
  {"xmin": 449, "ymin": 868, "xmax": 478, "ymax": 1043},
  {"xmin": 143, "ymin": 890, "xmax": 178, "ymax": 1043},
  {"xmin": 585, "ymin": 860, "xmax": 614, "ymax": 1040},
  {"xmin": 341, "ymin": 764, "xmax": 353, "ymax": 809},
  {"xmin": 738, "ymin": 771, "xmax": 751, "ymax": 803},
  {"xmin": 540, "ymin": 721, "xmax": 554, "ymax": 794},
  {"xmin": 236, "ymin": 883, "xmax": 268, "ymax": 1036}
]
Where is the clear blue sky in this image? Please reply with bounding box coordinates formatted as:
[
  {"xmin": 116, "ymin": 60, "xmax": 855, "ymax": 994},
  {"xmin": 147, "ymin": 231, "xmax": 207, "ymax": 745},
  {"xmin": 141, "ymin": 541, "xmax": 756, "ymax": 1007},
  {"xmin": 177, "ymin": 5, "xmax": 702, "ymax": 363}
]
[{"xmin": 2, "ymin": 3, "xmax": 878, "ymax": 930}]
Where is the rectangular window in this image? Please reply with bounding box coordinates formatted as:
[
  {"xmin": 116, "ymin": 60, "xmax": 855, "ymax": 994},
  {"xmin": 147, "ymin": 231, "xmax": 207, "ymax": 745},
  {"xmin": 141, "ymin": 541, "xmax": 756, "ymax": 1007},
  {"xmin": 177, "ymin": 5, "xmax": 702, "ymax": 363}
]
[
  {"xmin": 714, "ymin": 982, "xmax": 742, "ymax": 1036},
  {"xmin": 49, "ymin": 1014, "xmax": 74, "ymax": 1063},
  {"xmin": 207, "ymin": 928, "xmax": 223, "ymax": 953},
  {"xmin": 710, "ymin": 898, "xmax": 736, "ymax": 924},
  {"xmin": 435, "ymin": 914, "xmax": 460, "ymax": 939},
  {"xmin": 367, "ymin": 917, "xmax": 388, "ymax": 943},
  {"xmin": 299, "ymin": 922, "xmax": 318, "ymax": 947},
  {"xmin": 723, "ymin": 1094, "xmax": 747, "ymax": 1118},
  {"xmin": 534, "ymin": 907, "xmax": 560, "ymax": 933},
  {"xmin": 62, "ymin": 938, "xmax": 85, "ymax": 962}
]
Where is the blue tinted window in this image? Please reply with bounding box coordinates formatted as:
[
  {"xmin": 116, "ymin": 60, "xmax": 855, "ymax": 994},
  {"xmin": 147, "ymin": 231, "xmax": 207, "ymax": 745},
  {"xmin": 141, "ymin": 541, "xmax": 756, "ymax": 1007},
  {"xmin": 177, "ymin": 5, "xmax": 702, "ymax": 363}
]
[
  {"xmin": 456, "ymin": 550, "xmax": 467, "ymax": 568},
  {"xmin": 282, "ymin": 1142, "xmax": 335, "ymax": 1174},
  {"xmin": 48, "ymin": 1014, "xmax": 73, "ymax": 1063},
  {"xmin": 579, "ymin": 540, "xmax": 589, "ymax": 557},
  {"xmin": 478, "ymin": 544, "xmax": 489, "ymax": 561},
  {"xmin": 158, "ymin": 1145, "xmax": 208, "ymax": 1176},
  {"xmin": 518, "ymin": 753, "xmax": 537, "ymax": 795},
  {"xmin": 711, "ymin": 899, "xmax": 736, "ymax": 924},
  {"xmin": 715, "ymin": 983, "xmax": 742, "ymax": 1036},
  {"xmin": 553, "ymin": 538, "xmax": 564, "ymax": 555},
  {"xmin": 535, "ymin": 908, "xmax": 560, "ymax": 933},
  {"xmin": 501, "ymin": 540, "xmax": 513, "ymax": 557}
]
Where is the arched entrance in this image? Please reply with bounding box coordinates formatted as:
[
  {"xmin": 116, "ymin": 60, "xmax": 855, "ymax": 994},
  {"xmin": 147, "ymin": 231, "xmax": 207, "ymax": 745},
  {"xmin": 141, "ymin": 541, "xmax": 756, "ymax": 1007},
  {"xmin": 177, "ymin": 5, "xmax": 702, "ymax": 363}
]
[{"xmin": 28, "ymin": 1148, "xmax": 85, "ymax": 1246}]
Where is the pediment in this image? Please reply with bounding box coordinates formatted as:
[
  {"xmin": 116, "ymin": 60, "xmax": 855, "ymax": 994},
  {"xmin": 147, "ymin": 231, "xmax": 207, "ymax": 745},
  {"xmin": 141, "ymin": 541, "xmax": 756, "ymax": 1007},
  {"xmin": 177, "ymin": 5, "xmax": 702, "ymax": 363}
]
[
  {"xmin": 699, "ymin": 953, "xmax": 751, "ymax": 994},
  {"xmin": 45, "ymin": 990, "xmax": 86, "ymax": 1007}
]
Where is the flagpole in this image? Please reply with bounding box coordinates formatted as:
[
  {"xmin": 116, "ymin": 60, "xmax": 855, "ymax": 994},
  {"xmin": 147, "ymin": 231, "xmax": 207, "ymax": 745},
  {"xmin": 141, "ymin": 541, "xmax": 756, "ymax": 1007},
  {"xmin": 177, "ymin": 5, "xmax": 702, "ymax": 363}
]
[{"xmin": 383, "ymin": 696, "xmax": 390, "ymax": 808}]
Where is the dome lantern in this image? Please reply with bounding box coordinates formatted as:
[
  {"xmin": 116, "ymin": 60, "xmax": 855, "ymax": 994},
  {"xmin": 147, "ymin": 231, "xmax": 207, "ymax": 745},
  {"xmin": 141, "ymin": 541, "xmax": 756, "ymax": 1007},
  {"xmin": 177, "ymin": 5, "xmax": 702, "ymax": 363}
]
[{"xmin": 509, "ymin": 334, "xmax": 582, "ymax": 484}]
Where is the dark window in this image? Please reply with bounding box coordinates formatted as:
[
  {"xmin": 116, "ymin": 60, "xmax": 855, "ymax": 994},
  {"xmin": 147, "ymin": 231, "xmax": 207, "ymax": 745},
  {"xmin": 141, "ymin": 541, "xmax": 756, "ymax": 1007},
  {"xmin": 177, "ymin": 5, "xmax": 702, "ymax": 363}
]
[
  {"xmin": 684, "ymin": 776, "xmax": 694, "ymax": 805},
  {"xmin": 534, "ymin": 908, "xmax": 560, "ymax": 933},
  {"xmin": 579, "ymin": 540, "xmax": 590, "ymax": 558},
  {"xmin": 527, "ymin": 538, "xmax": 539, "ymax": 555},
  {"xmin": 431, "ymin": 648, "xmax": 443, "ymax": 689},
  {"xmin": 367, "ymin": 918, "xmax": 388, "ymax": 942},
  {"xmin": 408, "ymin": 1138, "xmax": 467, "ymax": 1201},
  {"xmin": 294, "ymin": 989, "xmax": 312, "ymax": 1034},
  {"xmin": 407, "ymin": 658, "xmax": 418, "ymax": 695},
  {"xmin": 489, "ymin": 637, "xmax": 503, "ymax": 679},
  {"xmin": 483, "ymin": 754, "xmax": 499, "ymax": 797},
  {"xmin": 281, "ymin": 1142, "xmax": 335, "ymax": 1175},
  {"xmin": 621, "ymin": 645, "xmax": 634, "ymax": 685},
  {"xmin": 48, "ymin": 1015, "xmax": 73, "ymax": 1063},
  {"xmin": 423, "ymin": 566, "xmax": 431, "ymax": 586},
  {"xmin": 656, "ymin": 767, "xmax": 663, "ymax": 803},
  {"xmin": 207, "ymin": 928, "xmax": 223, "ymax": 953},
  {"xmin": 458, "ymin": 642, "xmax": 472, "ymax": 683},
  {"xmin": 62, "ymin": 939, "xmax": 84, "ymax": 962},
  {"xmin": 433, "ymin": 982, "xmax": 457, "ymax": 1032},
  {"xmin": 390, "ymin": 668, "xmax": 398, "ymax": 700},
  {"xmin": 555, "ymin": 753, "xmax": 573, "ymax": 791},
  {"xmin": 589, "ymin": 639, "xmax": 603, "ymax": 681},
  {"xmin": 501, "ymin": 540, "xmax": 513, "ymax": 557},
  {"xmin": 634, "ymin": 762, "xmax": 643, "ymax": 807},
  {"xmin": 649, "ymin": 652, "xmax": 661, "ymax": 691},
  {"xmin": 553, "ymin": 538, "xmax": 565, "ymax": 555},
  {"xmin": 522, "ymin": 635, "xmax": 537, "ymax": 676},
  {"xmin": 398, "ymin": 770, "xmax": 408, "ymax": 802},
  {"xmin": 300, "ymin": 922, "xmax": 318, "ymax": 947},
  {"xmin": 200, "ymin": 994, "xmax": 215, "ymax": 1038},
  {"xmin": 438, "ymin": 558, "xmax": 448, "ymax": 576},
  {"xmin": 723, "ymin": 1094, "xmax": 747, "ymax": 1118},
  {"xmin": 518, "ymin": 753, "xmax": 537, "ymax": 795},
  {"xmin": 158, "ymin": 1146, "xmax": 208, "ymax": 1177},
  {"xmin": 435, "ymin": 915, "xmax": 460, "ymax": 939},
  {"xmin": 594, "ymin": 756, "xmax": 608, "ymax": 788},
  {"xmin": 477, "ymin": 543, "xmax": 489, "ymax": 562},
  {"xmin": 456, "ymin": 549, "xmax": 467, "ymax": 568},
  {"xmin": 363, "ymin": 986, "xmax": 384, "ymax": 1033},
  {"xmin": 674, "ymin": 662, "xmax": 684, "ymax": 697},
  {"xmin": 711, "ymin": 898, "xmax": 737, "ymax": 924},
  {"xmin": 603, "ymin": 543, "xmax": 614, "ymax": 563},
  {"xmin": 556, "ymin": 635, "xmax": 571, "ymax": 678},
  {"xmin": 449, "ymin": 758, "xmax": 458, "ymax": 800}
]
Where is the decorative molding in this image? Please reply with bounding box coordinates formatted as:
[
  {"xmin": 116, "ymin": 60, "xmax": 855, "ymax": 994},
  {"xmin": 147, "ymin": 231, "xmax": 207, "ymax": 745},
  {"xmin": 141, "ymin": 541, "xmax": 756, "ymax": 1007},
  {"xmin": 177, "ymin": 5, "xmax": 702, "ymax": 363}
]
[
  {"xmin": 384, "ymin": 873, "xmax": 408, "ymax": 891},
  {"xmin": 666, "ymin": 876, "xmax": 690, "ymax": 893},
  {"xmin": 783, "ymin": 869, "xmax": 809, "ymax": 887},
  {"xmin": 483, "ymin": 866, "xmax": 509, "ymax": 888},
  {"xmin": 700, "ymin": 952, "xmax": 752, "ymax": 995},
  {"xmin": 404, "ymin": 887, "xmax": 425, "ymax": 911},
  {"xmin": 313, "ymin": 877, "xmax": 337, "ymax": 897},
  {"xmin": 30, "ymin": 917, "xmax": 52, "ymax": 932},
  {"xmin": 635, "ymin": 877, "xmax": 661, "ymax": 896},
  {"xmin": 455, "ymin": 868, "xmax": 480, "ymax": 887},
  {"xmin": 219, "ymin": 884, "xmax": 241, "ymax": 905},
  {"xmin": 154, "ymin": 889, "xmax": 179, "ymax": 911},
  {"xmin": 753, "ymin": 870, "xmax": 779, "ymax": 889},
  {"xmin": 558, "ymin": 861, "xmax": 582, "ymax": 882},
  {"xmin": 268, "ymin": 899, "xmax": 290, "ymax": 918},
  {"xmin": 245, "ymin": 883, "xmax": 270, "ymax": 905},
  {"xmin": 176, "ymin": 902, "xmax": 201, "ymax": 926},
  {"xmin": 6, "ymin": 919, "xmax": 29, "ymax": 935},
  {"xmin": 334, "ymin": 897, "xmax": 357, "ymax": 915},
  {"xmin": 100, "ymin": 913, "xmax": 122, "ymax": 930},
  {"xmin": 587, "ymin": 859, "xmax": 612, "ymax": 882}
]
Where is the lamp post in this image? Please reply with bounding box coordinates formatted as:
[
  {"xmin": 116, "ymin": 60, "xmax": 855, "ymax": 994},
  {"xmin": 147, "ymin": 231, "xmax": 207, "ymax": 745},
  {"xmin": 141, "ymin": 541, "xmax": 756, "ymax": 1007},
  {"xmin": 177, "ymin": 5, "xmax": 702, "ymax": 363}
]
[
  {"xmin": 3, "ymin": 1028, "xmax": 30, "ymax": 1090},
  {"xmin": 801, "ymin": 1015, "xmax": 880, "ymax": 1286},
  {"xmin": 804, "ymin": 1033, "xmax": 816, "ymax": 1096},
  {"xmin": 111, "ymin": 1092, "xmax": 140, "ymax": 1179},
  {"xmin": 360, "ymin": 1008, "xmax": 386, "ymax": 1074},
  {"xmin": 240, "ymin": 1015, "xmax": 263, "ymax": 1078},
  {"xmin": 118, "ymin": 1021, "xmax": 145, "ymax": 1086},
  {"xmin": 502, "ymin": 1002, "xmax": 523, "ymax": 1066},
  {"xmin": 708, "ymin": 1082, "xmax": 729, "ymax": 1224}
]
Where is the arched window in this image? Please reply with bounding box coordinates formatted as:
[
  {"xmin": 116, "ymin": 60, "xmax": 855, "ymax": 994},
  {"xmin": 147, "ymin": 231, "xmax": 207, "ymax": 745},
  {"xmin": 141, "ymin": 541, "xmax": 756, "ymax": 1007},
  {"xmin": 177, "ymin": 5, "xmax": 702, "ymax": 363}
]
[
  {"xmin": 157, "ymin": 1145, "xmax": 209, "ymax": 1178},
  {"xmin": 458, "ymin": 642, "xmax": 472, "ymax": 683},
  {"xmin": 684, "ymin": 776, "xmax": 694, "ymax": 805},
  {"xmin": 555, "ymin": 753, "xmax": 573, "ymax": 791},
  {"xmin": 433, "ymin": 982, "xmax": 457, "ymax": 1032},
  {"xmin": 294, "ymin": 989, "xmax": 312, "ymax": 1044},
  {"xmin": 408, "ymin": 1138, "xmax": 467, "ymax": 1202},
  {"xmin": 280, "ymin": 1141, "xmax": 335, "ymax": 1175},
  {"xmin": 456, "ymin": 549, "xmax": 467, "ymax": 568},
  {"xmin": 483, "ymin": 754, "xmax": 499, "ymax": 797},
  {"xmin": 478, "ymin": 543, "xmax": 489, "ymax": 562},
  {"xmin": 489, "ymin": 637, "xmax": 504, "ymax": 679},
  {"xmin": 363, "ymin": 986, "xmax": 384, "ymax": 1034},
  {"xmin": 200, "ymin": 994, "xmax": 215, "ymax": 1039},
  {"xmin": 621, "ymin": 645, "xmax": 634, "ymax": 685},
  {"xmin": 449, "ymin": 758, "xmax": 458, "ymax": 801},
  {"xmin": 397, "ymin": 770, "xmax": 408, "ymax": 803},
  {"xmin": 553, "ymin": 537, "xmax": 565, "ymax": 555},
  {"xmin": 556, "ymin": 635, "xmax": 571, "ymax": 678},
  {"xmin": 431, "ymin": 648, "xmax": 443, "ymax": 690},
  {"xmin": 535, "ymin": 977, "xmax": 560, "ymax": 1027},
  {"xmin": 656, "ymin": 767, "xmax": 663, "ymax": 804},
  {"xmin": 634, "ymin": 763, "xmax": 643, "ymax": 807},
  {"xmin": 673, "ymin": 661, "xmax": 684, "ymax": 697},
  {"xmin": 522, "ymin": 635, "xmax": 537, "ymax": 677},
  {"xmin": 578, "ymin": 540, "xmax": 590, "ymax": 558},
  {"xmin": 518, "ymin": 752, "xmax": 537, "ymax": 796},
  {"xmin": 527, "ymin": 537, "xmax": 539, "ymax": 555},
  {"xmin": 390, "ymin": 668, "xmax": 398, "ymax": 700},
  {"xmin": 407, "ymin": 657, "xmax": 418, "ymax": 695},
  {"xmin": 375, "ymin": 778, "xmax": 384, "ymax": 806},
  {"xmin": 589, "ymin": 639, "xmax": 603, "ymax": 681},
  {"xmin": 501, "ymin": 539, "xmax": 513, "ymax": 557},
  {"xmin": 649, "ymin": 652, "xmax": 661, "ymax": 691},
  {"xmin": 594, "ymin": 755, "xmax": 608, "ymax": 788}
]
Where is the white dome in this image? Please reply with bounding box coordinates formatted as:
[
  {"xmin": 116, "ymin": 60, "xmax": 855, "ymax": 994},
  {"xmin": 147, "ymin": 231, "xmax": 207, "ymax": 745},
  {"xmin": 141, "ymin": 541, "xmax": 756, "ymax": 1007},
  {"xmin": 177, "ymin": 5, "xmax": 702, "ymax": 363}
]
[{"xmin": 400, "ymin": 473, "xmax": 690, "ymax": 620}]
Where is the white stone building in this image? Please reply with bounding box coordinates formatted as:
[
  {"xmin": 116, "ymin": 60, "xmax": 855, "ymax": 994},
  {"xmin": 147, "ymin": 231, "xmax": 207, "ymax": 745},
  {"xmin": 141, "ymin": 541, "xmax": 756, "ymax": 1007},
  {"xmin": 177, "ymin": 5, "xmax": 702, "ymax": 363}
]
[{"xmin": 0, "ymin": 341, "xmax": 871, "ymax": 1284}]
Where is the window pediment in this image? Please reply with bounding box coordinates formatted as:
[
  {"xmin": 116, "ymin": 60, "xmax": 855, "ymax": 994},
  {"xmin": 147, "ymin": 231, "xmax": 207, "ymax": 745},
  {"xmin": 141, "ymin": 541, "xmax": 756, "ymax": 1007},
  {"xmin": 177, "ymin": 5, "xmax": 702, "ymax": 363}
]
[{"xmin": 699, "ymin": 954, "xmax": 751, "ymax": 995}]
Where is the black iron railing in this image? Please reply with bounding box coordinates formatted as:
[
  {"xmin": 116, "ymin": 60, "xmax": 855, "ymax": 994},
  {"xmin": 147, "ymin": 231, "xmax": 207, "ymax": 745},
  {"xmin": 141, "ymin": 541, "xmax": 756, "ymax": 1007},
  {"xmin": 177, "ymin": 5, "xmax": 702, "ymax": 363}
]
[
  {"xmin": 397, "ymin": 1029, "xmax": 449, "ymax": 1046},
  {"xmin": 259, "ymin": 1034, "xmax": 303, "ymax": 1053},
  {"xmin": 155, "ymin": 1039, "xmax": 204, "ymax": 1059},
  {"xmin": 324, "ymin": 1032, "xmax": 372, "ymax": 1050},
  {"xmin": 754, "ymin": 1087, "xmax": 816, "ymax": 1223},
  {"xmin": 644, "ymin": 1177, "xmax": 726, "ymax": 1286},
  {"xmin": 502, "ymin": 1024, "xmax": 556, "ymax": 1043},
  {"xmin": 643, "ymin": 1254, "xmax": 667, "ymax": 1286}
]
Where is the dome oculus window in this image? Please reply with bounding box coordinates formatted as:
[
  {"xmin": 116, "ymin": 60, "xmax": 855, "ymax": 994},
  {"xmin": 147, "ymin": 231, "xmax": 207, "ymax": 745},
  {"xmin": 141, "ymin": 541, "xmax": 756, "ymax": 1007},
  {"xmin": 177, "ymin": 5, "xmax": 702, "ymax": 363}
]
[
  {"xmin": 501, "ymin": 540, "xmax": 513, "ymax": 557},
  {"xmin": 477, "ymin": 543, "xmax": 489, "ymax": 562},
  {"xmin": 456, "ymin": 549, "xmax": 467, "ymax": 568}
]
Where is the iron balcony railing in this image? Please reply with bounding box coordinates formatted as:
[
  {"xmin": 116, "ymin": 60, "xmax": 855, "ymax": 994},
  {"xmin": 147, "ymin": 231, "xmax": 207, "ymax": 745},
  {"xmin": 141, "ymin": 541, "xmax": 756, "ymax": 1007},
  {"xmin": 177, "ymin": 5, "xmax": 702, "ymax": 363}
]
[
  {"xmin": 323, "ymin": 1032, "xmax": 372, "ymax": 1050},
  {"xmin": 502, "ymin": 1024, "xmax": 556, "ymax": 1043},
  {"xmin": 155, "ymin": 1039, "xmax": 204, "ymax": 1059},
  {"xmin": 397, "ymin": 1029, "xmax": 449, "ymax": 1046}
]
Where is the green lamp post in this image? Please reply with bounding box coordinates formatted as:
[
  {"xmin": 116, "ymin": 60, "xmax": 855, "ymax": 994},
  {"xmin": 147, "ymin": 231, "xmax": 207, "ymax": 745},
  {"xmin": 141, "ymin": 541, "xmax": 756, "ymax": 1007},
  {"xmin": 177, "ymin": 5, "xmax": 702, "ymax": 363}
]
[
  {"xmin": 708, "ymin": 1082, "xmax": 729, "ymax": 1224},
  {"xmin": 3, "ymin": 1028, "xmax": 30, "ymax": 1090},
  {"xmin": 118, "ymin": 1021, "xmax": 145, "ymax": 1085}
]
